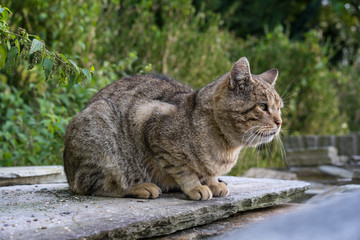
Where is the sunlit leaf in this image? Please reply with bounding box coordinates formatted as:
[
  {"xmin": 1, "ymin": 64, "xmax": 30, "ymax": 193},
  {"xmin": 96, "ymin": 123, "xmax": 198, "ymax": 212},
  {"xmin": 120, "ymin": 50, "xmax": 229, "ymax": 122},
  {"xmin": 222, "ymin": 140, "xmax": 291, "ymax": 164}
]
[
  {"xmin": 59, "ymin": 54, "xmax": 68, "ymax": 62},
  {"xmin": 69, "ymin": 59, "xmax": 80, "ymax": 72},
  {"xmin": 29, "ymin": 39, "xmax": 42, "ymax": 55},
  {"xmin": 81, "ymin": 68, "xmax": 91, "ymax": 82}
]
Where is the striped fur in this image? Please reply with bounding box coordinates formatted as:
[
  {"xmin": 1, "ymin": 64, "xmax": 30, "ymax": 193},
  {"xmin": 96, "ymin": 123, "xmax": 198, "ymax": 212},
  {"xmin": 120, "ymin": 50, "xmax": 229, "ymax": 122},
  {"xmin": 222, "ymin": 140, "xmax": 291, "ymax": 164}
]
[{"xmin": 63, "ymin": 57, "xmax": 283, "ymax": 200}]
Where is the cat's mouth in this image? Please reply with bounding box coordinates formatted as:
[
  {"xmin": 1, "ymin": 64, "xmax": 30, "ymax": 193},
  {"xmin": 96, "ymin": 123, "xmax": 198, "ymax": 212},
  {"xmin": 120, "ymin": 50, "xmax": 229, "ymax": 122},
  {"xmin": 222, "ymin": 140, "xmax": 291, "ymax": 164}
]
[{"xmin": 257, "ymin": 131, "xmax": 277, "ymax": 138}]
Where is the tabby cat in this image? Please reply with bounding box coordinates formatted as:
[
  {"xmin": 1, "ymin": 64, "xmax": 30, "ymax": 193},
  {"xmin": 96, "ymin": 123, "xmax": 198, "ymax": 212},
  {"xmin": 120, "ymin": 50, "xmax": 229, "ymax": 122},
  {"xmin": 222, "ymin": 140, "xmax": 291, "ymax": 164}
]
[{"xmin": 63, "ymin": 57, "xmax": 283, "ymax": 200}]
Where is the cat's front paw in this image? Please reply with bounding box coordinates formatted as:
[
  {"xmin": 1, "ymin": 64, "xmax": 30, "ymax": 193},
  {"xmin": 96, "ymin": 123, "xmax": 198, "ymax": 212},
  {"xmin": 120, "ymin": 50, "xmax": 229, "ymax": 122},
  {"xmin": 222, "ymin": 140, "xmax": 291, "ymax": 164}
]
[
  {"xmin": 186, "ymin": 185, "xmax": 213, "ymax": 200},
  {"xmin": 125, "ymin": 183, "xmax": 162, "ymax": 199},
  {"xmin": 209, "ymin": 182, "xmax": 228, "ymax": 197}
]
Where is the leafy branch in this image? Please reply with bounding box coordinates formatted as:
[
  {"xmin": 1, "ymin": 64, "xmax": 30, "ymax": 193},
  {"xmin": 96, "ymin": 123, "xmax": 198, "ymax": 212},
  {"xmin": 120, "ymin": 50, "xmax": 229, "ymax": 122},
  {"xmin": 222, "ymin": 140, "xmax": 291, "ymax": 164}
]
[{"xmin": 0, "ymin": 6, "xmax": 93, "ymax": 88}]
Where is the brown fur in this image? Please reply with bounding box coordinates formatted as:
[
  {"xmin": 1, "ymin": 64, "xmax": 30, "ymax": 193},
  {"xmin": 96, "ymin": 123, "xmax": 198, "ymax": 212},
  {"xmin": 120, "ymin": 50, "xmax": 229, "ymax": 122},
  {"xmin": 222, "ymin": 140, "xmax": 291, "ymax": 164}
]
[{"xmin": 63, "ymin": 57, "xmax": 283, "ymax": 200}]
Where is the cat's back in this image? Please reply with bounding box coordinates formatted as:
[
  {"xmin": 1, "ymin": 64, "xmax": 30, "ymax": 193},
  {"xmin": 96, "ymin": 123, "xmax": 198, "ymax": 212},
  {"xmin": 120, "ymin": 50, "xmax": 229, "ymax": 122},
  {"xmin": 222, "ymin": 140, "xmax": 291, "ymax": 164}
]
[{"xmin": 88, "ymin": 74, "xmax": 193, "ymax": 106}]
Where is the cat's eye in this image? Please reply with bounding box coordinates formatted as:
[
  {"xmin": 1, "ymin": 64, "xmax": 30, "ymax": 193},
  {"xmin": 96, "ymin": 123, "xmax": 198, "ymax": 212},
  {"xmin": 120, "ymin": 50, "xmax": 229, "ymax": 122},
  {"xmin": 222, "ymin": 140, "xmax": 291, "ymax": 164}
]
[{"xmin": 258, "ymin": 103, "xmax": 268, "ymax": 112}]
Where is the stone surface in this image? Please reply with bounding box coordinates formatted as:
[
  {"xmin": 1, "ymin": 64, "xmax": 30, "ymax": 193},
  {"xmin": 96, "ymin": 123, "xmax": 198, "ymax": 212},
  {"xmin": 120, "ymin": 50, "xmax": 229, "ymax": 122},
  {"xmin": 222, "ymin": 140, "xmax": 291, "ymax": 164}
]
[
  {"xmin": 352, "ymin": 170, "xmax": 360, "ymax": 184},
  {"xmin": 303, "ymin": 182, "xmax": 334, "ymax": 196},
  {"xmin": 304, "ymin": 136, "xmax": 318, "ymax": 149},
  {"xmin": 306, "ymin": 184, "xmax": 360, "ymax": 204},
  {"xmin": 219, "ymin": 189, "xmax": 360, "ymax": 240},
  {"xmin": 337, "ymin": 135, "xmax": 357, "ymax": 156},
  {"xmin": 285, "ymin": 134, "xmax": 360, "ymax": 157},
  {"xmin": 152, "ymin": 204, "xmax": 304, "ymax": 240},
  {"xmin": 290, "ymin": 165, "xmax": 353, "ymax": 183},
  {"xmin": 356, "ymin": 132, "xmax": 360, "ymax": 155},
  {"xmin": 317, "ymin": 165, "xmax": 353, "ymax": 179},
  {"xmin": 0, "ymin": 176, "xmax": 309, "ymax": 240},
  {"xmin": 318, "ymin": 135, "xmax": 336, "ymax": 148},
  {"xmin": 286, "ymin": 147, "xmax": 339, "ymax": 166},
  {"xmin": 243, "ymin": 168, "xmax": 297, "ymax": 180},
  {"xmin": 0, "ymin": 166, "xmax": 66, "ymax": 186},
  {"xmin": 284, "ymin": 136, "xmax": 304, "ymax": 150}
]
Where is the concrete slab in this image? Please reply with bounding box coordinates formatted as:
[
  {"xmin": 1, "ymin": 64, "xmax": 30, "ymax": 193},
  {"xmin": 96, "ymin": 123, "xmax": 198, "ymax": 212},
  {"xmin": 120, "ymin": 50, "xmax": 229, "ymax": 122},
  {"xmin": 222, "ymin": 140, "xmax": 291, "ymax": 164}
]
[
  {"xmin": 0, "ymin": 166, "xmax": 66, "ymax": 186},
  {"xmin": 0, "ymin": 176, "xmax": 309, "ymax": 240},
  {"xmin": 152, "ymin": 204, "xmax": 304, "ymax": 240}
]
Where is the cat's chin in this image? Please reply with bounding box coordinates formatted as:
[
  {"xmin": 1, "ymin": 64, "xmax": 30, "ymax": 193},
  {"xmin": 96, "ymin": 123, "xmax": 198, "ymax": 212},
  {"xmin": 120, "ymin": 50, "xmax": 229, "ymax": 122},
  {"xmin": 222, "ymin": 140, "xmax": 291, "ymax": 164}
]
[
  {"xmin": 250, "ymin": 131, "xmax": 278, "ymax": 146},
  {"xmin": 258, "ymin": 134, "xmax": 275, "ymax": 144}
]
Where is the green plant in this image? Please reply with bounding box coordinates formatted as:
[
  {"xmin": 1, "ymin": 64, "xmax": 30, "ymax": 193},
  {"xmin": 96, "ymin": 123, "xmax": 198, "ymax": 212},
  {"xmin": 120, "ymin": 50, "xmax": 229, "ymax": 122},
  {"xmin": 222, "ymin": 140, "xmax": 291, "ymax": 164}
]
[
  {"xmin": 0, "ymin": 5, "xmax": 94, "ymax": 88},
  {"xmin": 95, "ymin": 0, "xmax": 233, "ymax": 88}
]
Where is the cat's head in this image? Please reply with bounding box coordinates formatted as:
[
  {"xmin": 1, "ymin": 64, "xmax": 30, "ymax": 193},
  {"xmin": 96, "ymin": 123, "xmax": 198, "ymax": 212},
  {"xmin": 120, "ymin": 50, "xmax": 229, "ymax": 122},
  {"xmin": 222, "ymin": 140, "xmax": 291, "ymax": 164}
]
[{"xmin": 213, "ymin": 57, "xmax": 283, "ymax": 147}]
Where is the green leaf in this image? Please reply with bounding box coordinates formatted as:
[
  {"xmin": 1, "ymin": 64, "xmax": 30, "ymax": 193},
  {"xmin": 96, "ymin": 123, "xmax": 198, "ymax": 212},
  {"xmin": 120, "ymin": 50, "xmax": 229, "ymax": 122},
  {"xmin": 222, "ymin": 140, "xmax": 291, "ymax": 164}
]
[
  {"xmin": 29, "ymin": 39, "xmax": 42, "ymax": 55},
  {"xmin": 67, "ymin": 73, "xmax": 76, "ymax": 89},
  {"xmin": 59, "ymin": 54, "xmax": 68, "ymax": 63},
  {"xmin": 0, "ymin": 7, "xmax": 12, "ymax": 15},
  {"xmin": 33, "ymin": 35, "xmax": 41, "ymax": 41},
  {"xmin": 14, "ymin": 39, "xmax": 20, "ymax": 52},
  {"xmin": 5, "ymin": 46, "xmax": 18, "ymax": 74},
  {"xmin": 81, "ymin": 68, "xmax": 91, "ymax": 82},
  {"xmin": 43, "ymin": 58, "xmax": 53, "ymax": 80},
  {"xmin": 69, "ymin": 59, "xmax": 80, "ymax": 72},
  {"xmin": 1, "ymin": 8, "xmax": 8, "ymax": 22},
  {"xmin": 0, "ymin": 44, "xmax": 7, "ymax": 69}
]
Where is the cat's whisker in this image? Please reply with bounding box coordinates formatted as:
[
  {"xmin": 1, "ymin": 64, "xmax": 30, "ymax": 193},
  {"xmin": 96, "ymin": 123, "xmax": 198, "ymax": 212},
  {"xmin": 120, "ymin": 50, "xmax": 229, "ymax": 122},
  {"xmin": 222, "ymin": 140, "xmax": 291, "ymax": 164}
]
[
  {"xmin": 249, "ymin": 131, "xmax": 262, "ymax": 146},
  {"xmin": 277, "ymin": 133, "xmax": 288, "ymax": 167},
  {"xmin": 250, "ymin": 126, "xmax": 266, "ymax": 144},
  {"xmin": 245, "ymin": 132, "xmax": 258, "ymax": 146},
  {"xmin": 281, "ymin": 91, "xmax": 302, "ymax": 102},
  {"xmin": 280, "ymin": 77, "xmax": 298, "ymax": 99},
  {"xmin": 243, "ymin": 126, "xmax": 262, "ymax": 145}
]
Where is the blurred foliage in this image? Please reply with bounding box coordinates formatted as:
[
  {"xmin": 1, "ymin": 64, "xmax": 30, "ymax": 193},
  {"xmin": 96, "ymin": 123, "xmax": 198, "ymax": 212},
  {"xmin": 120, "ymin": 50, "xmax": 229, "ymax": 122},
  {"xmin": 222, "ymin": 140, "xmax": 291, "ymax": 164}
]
[
  {"xmin": 95, "ymin": 0, "xmax": 233, "ymax": 88},
  {"xmin": 0, "ymin": 0, "xmax": 359, "ymax": 169},
  {"xmin": 233, "ymin": 27, "xmax": 347, "ymax": 135},
  {"xmin": 193, "ymin": 0, "xmax": 322, "ymax": 39},
  {"xmin": 319, "ymin": 0, "xmax": 360, "ymax": 64}
]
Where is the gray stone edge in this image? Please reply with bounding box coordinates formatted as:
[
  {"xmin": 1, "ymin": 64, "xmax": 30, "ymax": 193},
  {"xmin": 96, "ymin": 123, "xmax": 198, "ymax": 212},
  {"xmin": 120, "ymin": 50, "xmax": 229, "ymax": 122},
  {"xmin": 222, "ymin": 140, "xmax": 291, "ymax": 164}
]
[{"xmin": 85, "ymin": 185, "xmax": 310, "ymax": 240}]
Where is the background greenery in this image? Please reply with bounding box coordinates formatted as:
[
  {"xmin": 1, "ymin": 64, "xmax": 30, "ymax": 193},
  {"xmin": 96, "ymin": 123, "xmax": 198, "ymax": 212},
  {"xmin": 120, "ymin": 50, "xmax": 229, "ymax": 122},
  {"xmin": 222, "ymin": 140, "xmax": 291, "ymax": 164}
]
[{"xmin": 0, "ymin": 0, "xmax": 359, "ymax": 173}]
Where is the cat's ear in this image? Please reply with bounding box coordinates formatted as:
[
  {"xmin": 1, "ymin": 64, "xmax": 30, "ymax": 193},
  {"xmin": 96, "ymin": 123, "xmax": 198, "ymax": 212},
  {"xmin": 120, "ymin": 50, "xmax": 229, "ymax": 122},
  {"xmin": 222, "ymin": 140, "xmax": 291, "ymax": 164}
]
[
  {"xmin": 229, "ymin": 57, "xmax": 253, "ymax": 89},
  {"xmin": 259, "ymin": 69, "xmax": 278, "ymax": 86}
]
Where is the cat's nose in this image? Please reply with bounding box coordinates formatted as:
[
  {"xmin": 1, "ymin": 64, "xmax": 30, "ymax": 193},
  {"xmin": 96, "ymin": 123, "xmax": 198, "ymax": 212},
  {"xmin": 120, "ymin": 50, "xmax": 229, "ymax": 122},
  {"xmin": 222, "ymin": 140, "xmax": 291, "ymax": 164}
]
[{"xmin": 275, "ymin": 119, "xmax": 282, "ymax": 127}]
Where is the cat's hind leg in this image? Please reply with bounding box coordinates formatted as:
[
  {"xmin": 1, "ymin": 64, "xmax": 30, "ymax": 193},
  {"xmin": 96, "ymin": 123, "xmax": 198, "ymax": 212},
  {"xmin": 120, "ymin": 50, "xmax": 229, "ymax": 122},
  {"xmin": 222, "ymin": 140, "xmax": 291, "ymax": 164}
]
[
  {"xmin": 72, "ymin": 167, "xmax": 162, "ymax": 199},
  {"xmin": 124, "ymin": 183, "xmax": 162, "ymax": 199}
]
